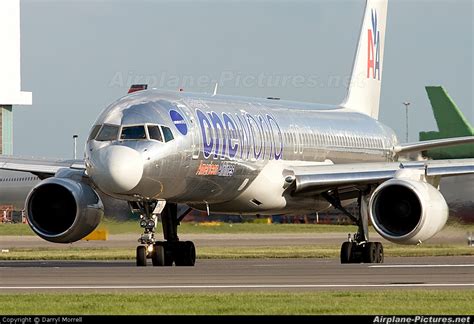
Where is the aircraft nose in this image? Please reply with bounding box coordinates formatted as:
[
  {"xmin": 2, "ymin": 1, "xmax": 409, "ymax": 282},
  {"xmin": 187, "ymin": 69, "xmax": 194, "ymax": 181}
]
[{"xmin": 89, "ymin": 145, "xmax": 143, "ymax": 194}]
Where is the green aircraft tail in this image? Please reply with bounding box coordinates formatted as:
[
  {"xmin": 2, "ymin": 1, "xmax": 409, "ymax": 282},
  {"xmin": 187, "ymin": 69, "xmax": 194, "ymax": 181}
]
[{"xmin": 419, "ymin": 86, "xmax": 474, "ymax": 159}]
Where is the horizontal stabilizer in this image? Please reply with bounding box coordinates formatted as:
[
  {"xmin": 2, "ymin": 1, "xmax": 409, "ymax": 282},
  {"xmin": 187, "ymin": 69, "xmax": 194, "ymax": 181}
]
[{"xmin": 393, "ymin": 136, "xmax": 474, "ymax": 155}]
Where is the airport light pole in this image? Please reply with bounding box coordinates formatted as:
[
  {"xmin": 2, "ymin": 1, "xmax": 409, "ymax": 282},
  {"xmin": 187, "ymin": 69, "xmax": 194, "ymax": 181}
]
[
  {"xmin": 73, "ymin": 135, "xmax": 78, "ymax": 160},
  {"xmin": 403, "ymin": 101, "xmax": 411, "ymax": 142}
]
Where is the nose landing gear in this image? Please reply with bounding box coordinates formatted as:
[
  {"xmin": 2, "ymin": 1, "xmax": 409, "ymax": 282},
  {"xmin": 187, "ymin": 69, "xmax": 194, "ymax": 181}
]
[{"xmin": 132, "ymin": 200, "xmax": 196, "ymax": 267}]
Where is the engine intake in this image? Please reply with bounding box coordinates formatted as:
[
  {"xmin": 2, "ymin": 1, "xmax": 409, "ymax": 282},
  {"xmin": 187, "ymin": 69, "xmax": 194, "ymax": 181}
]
[
  {"xmin": 26, "ymin": 177, "xmax": 104, "ymax": 243},
  {"xmin": 369, "ymin": 178, "xmax": 448, "ymax": 244}
]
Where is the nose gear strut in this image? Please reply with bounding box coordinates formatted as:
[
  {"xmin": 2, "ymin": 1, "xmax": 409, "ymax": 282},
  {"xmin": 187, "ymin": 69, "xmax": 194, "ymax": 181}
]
[{"xmin": 132, "ymin": 200, "xmax": 196, "ymax": 267}]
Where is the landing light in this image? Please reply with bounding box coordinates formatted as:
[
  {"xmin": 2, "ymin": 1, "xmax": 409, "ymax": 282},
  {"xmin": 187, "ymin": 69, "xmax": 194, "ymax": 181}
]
[
  {"xmin": 147, "ymin": 245, "xmax": 154, "ymax": 253},
  {"xmin": 147, "ymin": 220, "xmax": 155, "ymax": 228},
  {"xmin": 140, "ymin": 220, "xmax": 147, "ymax": 228}
]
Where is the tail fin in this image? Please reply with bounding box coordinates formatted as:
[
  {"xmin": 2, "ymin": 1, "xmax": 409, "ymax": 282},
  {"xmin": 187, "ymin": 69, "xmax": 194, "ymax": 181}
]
[
  {"xmin": 341, "ymin": 0, "xmax": 388, "ymax": 120},
  {"xmin": 419, "ymin": 86, "xmax": 474, "ymax": 159},
  {"xmin": 423, "ymin": 86, "xmax": 473, "ymax": 136}
]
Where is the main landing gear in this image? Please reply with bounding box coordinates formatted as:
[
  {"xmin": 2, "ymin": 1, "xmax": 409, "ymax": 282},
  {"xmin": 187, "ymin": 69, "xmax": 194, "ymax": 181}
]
[
  {"xmin": 323, "ymin": 191, "xmax": 384, "ymax": 264},
  {"xmin": 133, "ymin": 201, "xmax": 195, "ymax": 267}
]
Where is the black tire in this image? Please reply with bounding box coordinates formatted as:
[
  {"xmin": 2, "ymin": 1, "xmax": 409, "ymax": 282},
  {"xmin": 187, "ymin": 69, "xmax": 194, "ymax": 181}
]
[
  {"xmin": 363, "ymin": 242, "xmax": 378, "ymax": 263},
  {"xmin": 155, "ymin": 242, "xmax": 174, "ymax": 266},
  {"xmin": 164, "ymin": 245, "xmax": 174, "ymax": 266},
  {"xmin": 136, "ymin": 246, "xmax": 147, "ymax": 267},
  {"xmin": 175, "ymin": 241, "xmax": 196, "ymax": 266},
  {"xmin": 340, "ymin": 242, "xmax": 354, "ymax": 264},
  {"xmin": 152, "ymin": 244, "xmax": 165, "ymax": 266},
  {"xmin": 375, "ymin": 242, "xmax": 384, "ymax": 263}
]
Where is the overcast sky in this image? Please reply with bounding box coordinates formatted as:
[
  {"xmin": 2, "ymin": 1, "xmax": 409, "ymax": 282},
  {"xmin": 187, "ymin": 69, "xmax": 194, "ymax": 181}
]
[{"xmin": 15, "ymin": 0, "xmax": 473, "ymax": 158}]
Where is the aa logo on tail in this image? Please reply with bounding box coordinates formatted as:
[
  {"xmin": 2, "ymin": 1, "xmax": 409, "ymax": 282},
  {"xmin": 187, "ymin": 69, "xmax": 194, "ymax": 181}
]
[{"xmin": 367, "ymin": 9, "xmax": 381, "ymax": 80}]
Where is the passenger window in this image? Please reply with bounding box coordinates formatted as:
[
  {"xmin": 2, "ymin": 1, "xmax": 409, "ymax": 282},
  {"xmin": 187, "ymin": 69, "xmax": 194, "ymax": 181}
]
[
  {"xmin": 88, "ymin": 125, "xmax": 102, "ymax": 141},
  {"xmin": 121, "ymin": 125, "xmax": 147, "ymax": 140},
  {"xmin": 161, "ymin": 126, "xmax": 174, "ymax": 142},
  {"xmin": 147, "ymin": 125, "xmax": 163, "ymax": 142},
  {"xmin": 96, "ymin": 125, "xmax": 120, "ymax": 141}
]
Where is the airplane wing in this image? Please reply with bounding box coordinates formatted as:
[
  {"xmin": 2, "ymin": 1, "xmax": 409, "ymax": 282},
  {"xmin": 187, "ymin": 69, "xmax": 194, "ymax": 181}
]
[
  {"xmin": 0, "ymin": 155, "xmax": 85, "ymax": 179},
  {"xmin": 285, "ymin": 158, "xmax": 474, "ymax": 195},
  {"xmin": 393, "ymin": 136, "xmax": 474, "ymax": 154}
]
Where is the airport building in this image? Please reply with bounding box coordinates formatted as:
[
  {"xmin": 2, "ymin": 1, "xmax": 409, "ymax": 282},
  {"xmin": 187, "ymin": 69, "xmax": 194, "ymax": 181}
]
[{"xmin": 0, "ymin": 0, "xmax": 32, "ymax": 155}]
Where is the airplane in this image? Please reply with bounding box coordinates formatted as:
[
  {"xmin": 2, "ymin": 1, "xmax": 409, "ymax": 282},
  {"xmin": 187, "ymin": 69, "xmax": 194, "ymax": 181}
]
[
  {"xmin": 4, "ymin": 86, "xmax": 473, "ymax": 222},
  {"xmin": 1, "ymin": 0, "xmax": 474, "ymax": 267},
  {"xmin": 0, "ymin": 170, "xmax": 40, "ymax": 210},
  {"xmin": 420, "ymin": 86, "xmax": 474, "ymax": 159},
  {"xmin": 419, "ymin": 86, "xmax": 474, "ymax": 223}
]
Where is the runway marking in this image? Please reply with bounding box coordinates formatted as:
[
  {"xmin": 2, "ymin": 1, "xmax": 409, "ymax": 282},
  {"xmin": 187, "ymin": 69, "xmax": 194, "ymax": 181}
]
[
  {"xmin": 369, "ymin": 264, "xmax": 474, "ymax": 268},
  {"xmin": 1, "ymin": 283, "xmax": 474, "ymax": 290}
]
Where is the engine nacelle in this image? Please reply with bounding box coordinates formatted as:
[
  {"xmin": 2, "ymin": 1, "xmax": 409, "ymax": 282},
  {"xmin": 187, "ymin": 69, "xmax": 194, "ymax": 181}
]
[
  {"xmin": 369, "ymin": 178, "xmax": 448, "ymax": 244},
  {"xmin": 26, "ymin": 177, "xmax": 104, "ymax": 243}
]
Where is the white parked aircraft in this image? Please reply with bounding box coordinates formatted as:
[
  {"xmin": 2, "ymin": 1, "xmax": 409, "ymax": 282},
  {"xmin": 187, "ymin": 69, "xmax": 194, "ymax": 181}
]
[{"xmin": 1, "ymin": 0, "xmax": 473, "ymax": 267}]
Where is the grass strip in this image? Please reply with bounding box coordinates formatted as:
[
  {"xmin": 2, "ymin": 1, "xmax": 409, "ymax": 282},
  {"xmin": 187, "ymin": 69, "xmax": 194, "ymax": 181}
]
[
  {"xmin": 1, "ymin": 244, "xmax": 473, "ymax": 260},
  {"xmin": 1, "ymin": 291, "xmax": 472, "ymax": 315},
  {"xmin": 0, "ymin": 222, "xmax": 359, "ymax": 236},
  {"xmin": 2, "ymin": 221, "xmax": 473, "ymax": 236}
]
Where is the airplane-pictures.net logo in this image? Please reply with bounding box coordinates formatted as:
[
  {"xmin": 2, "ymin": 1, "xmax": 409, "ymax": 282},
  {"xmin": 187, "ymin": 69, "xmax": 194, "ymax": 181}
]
[{"xmin": 367, "ymin": 9, "xmax": 381, "ymax": 80}]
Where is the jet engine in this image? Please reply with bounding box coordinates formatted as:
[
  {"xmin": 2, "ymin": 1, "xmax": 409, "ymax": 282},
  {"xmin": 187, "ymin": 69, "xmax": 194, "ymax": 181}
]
[
  {"xmin": 369, "ymin": 178, "xmax": 448, "ymax": 244},
  {"xmin": 26, "ymin": 177, "xmax": 104, "ymax": 243}
]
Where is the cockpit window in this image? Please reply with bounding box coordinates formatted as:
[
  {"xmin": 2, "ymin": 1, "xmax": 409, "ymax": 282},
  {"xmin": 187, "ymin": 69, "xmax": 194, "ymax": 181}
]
[
  {"xmin": 161, "ymin": 126, "xmax": 174, "ymax": 142},
  {"xmin": 147, "ymin": 125, "xmax": 163, "ymax": 142},
  {"xmin": 96, "ymin": 124, "xmax": 120, "ymax": 141},
  {"xmin": 88, "ymin": 125, "xmax": 101, "ymax": 141},
  {"xmin": 120, "ymin": 125, "xmax": 147, "ymax": 140}
]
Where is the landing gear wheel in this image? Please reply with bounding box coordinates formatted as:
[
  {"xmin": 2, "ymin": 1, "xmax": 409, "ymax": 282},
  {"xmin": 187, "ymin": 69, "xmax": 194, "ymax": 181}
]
[
  {"xmin": 133, "ymin": 201, "xmax": 197, "ymax": 267},
  {"xmin": 164, "ymin": 247, "xmax": 174, "ymax": 266},
  {"xmin": 155, "ymin": 242, "xmax": 174, "ymax": 266},
  {"xmin": 363, "ymin": 242, "xmax": 384, "ymax": 263},
  {"xmin": 340, "ymin": 242, "xmax": 354, "ymax": 264},
  {"xmin": 175, "ymin": 241, "xmax": 196, "ymax": 266},
  {"xmin": 136, "ymin": 246, "xmax": 147, "ymax": 267},
  {"xmin": 323, "ymin": 190, "xmax": 383, "ymax": 264},
  {"xmin": 375, "ymin": 242, "xmax": 384, "ymax": 263},
  {"xmin": 364, "ymin": 242, "xmax": 378, "ymax": 263},
  {"xmin": 152, "ymin": 244, "xmax": 165, "ymax": 266}
]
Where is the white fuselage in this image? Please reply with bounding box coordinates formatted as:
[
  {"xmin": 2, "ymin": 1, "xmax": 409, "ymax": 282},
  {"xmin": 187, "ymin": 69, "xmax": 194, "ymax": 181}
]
[{"xmin": 85, "ymin": 90, "xmax": 399, "ymax": 215}]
